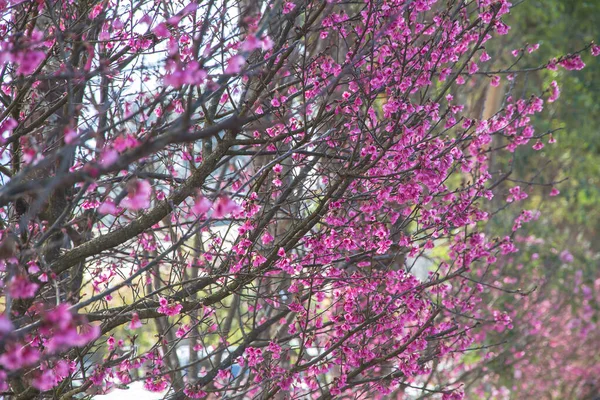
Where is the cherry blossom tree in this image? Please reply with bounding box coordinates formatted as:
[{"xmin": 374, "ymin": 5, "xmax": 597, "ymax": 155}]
[
  {"xmin": 433, "ymin": 240, "xmax": 599, "ymax": 400},
  {"xmin": 0, "ymin": 0, "xmax": 595, "ymax": 399}
]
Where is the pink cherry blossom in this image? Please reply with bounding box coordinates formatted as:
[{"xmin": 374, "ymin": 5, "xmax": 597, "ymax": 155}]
[
  {"xmin": 225, "ymin": 55, "xmax": 245, "ymax": 74},
  {"xmin": 560, "ymin": 250, "xmax": 574, "ymax": 263},
  {"xmin": 0, "ymin": 344, "xmax": 40, "ymax": 370},
  {"xmin": 283, "ymin": 2, "xmax": 295, "ymax": 14},
  {"xmin": 0, "ymin": 1, "xmax": 594, "ymax": 399},
  {"xmin": 9, "ymin": 275, "xmax": 39, "ymax": 299},
  {"xmin": 14, "ymin": 51, "xmax": 45, "ymax": 75},
  {"xmin": 121, "ymin": 180, "xmax": 152, "ymax": 210},
  {"xmin": 0, "ymin": 315, "xmax": 13, "ymax": 336},
  {"xmin": 212, "ymin": 196, "xmax": 241, "ymax": 218},
  {"xmin": 559, "ymin": 54, "xmax": 585, "ymax": 70},
  {"xmin": 128, "ymin": 312, "xmax": 143, "ymax": 330},
  {"xmin": 98, "ymin": 199, "xmax": 119, "ymax": 215},
  {"xmin": 99, "ymin": 148, "xmax": 119, "ymax": 167},
  {"xmin": 64, "ymin": 127, "xmax": 78, "ymax": 144},
  {"xmin": 507, "ymin": 186, "xmax": 528, "ymax": 203},
  {"xmin": 164, "ymin": 62, "xmax": 207, "ymax": 88},
  {"xmin": 0, "ymin": 117, "xmax": 17, "ymax": 143},
  {"xmin": 184, "ymin": 387, "xmax": 207, "ymax": 398},
  {"xmin": 32, "ymin": 368, "xmax": 58, "ymax": 391},
  {"xmin": 157, "ymin": 297, "xmax": 183, "ymax": 316},
  {"xmin": 144, "ymin": 376, "xmax": 169, "ymax": 392},
  {"xmin": 261, "ymin": 231, "xmax": 274, "ymax": 244},
  {"xmin": 192, "ymin": 195, "xmax": 212, "ymax": 215},
  {"xmin": 153, "ymin": 23, "xmax": 170, "ymax": 38},
  {"xmin": 175, "ymin": 324, "xmax": 190, "ymax": 338},
  {"xmin": 548, "ymin": 80, "xmax": 560, "ymax": 102},
  {"xmin": 241, "ymin": 35, "xmax": 261, "ymax": 52}
]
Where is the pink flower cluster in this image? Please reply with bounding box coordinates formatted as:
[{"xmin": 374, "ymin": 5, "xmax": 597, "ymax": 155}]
[
  {"xmin": 121, "ymin": 179, "xmax": 152, "ymax": 210},
  {"xmin": 0, "ymin": 304, "xmax": 98, "ymax": 391},
  {"xmin": 192, "ymin": 195, "xmax": 241, "ymax": 219},
  {"xmin": 157, "ymin": 297, "xmax": 183, "ymax": 316}
]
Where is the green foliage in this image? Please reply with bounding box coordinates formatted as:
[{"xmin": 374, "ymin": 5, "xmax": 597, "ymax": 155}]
[{"xmin": 490, "ymin": 0, "xmax": 600, "ymax": 253}]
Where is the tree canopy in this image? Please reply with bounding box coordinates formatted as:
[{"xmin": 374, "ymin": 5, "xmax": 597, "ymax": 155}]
[{"xmin": 0, "ymin": 0, "xmax": 597, "ymax": 399}]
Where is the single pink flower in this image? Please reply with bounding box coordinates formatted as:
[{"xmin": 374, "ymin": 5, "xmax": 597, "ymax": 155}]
[
  {"xmin": 262, "ymin": 231, "xmax": 274, "ymax": 244},
  {"xmin": 192, "ymin": 195, "xmax": 212, "ymax": 215},
  {"xmin": 212, "ymin": 196, "xmax": 241, "ymax": 218},
  {"xmin": 98, "ymin": 199, "xmax": 119, "ymax": 215},
  {"xmin": 99, "ymin": 148, "xmax": 118, "ymax": 167},
  {"xmin": 128, "ymin": 312, "xmax": 143, "ymax": 330},
  {"xmin": 225, "ymin": 55, "xmax": 245, "ymax": 74},
  {"xmin": 121, "ymin": 179, "xmax": 152, "ymax": 210},
  {"xmin": 241, "ymin": 35, "xmax": 261, "ymax": 52},
  {"xmin": 153, "ymin": 23, "xmax": 170, "ymax": 38},
  {"xmin": 548, "ymin": 80, "xmax": 560, "ymax": 103},
  {"xmin": 64, "ymin": 127, "xmax": 78, "ymax": 144},
  {"xmin": 560, "ymin": 250, "xmax": 574, "ymax": 263},
  {"xmin": 283, "ymin": 1, "xmax": 295, "ymax": 14}
]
